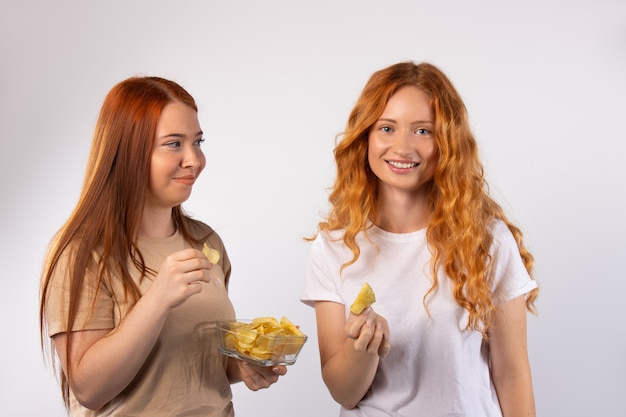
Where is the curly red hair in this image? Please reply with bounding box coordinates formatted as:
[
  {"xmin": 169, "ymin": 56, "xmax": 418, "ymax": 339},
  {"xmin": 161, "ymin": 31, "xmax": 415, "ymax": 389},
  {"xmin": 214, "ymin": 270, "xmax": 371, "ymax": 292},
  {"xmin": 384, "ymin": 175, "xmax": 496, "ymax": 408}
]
[{"xmin": 316, "ymin": 62, "xmax": 538, "ymax": 337}]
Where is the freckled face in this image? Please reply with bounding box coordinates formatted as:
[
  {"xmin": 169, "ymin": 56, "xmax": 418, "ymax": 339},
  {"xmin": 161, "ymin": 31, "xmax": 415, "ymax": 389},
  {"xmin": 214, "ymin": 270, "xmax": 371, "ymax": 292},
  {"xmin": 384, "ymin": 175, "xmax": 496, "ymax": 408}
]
[
  {"xmin": 147, "ymin": 102, "xmax": 206, "ymax": 210},
  {"xmin": 368, "ymin": 86, "xmax": 438, "ymax": 198}
]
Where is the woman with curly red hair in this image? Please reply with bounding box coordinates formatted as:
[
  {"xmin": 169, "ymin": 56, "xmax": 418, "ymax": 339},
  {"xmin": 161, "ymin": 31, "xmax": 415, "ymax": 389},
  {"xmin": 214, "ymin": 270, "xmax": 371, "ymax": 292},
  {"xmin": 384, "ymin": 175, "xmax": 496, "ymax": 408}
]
[
  {"xmin": 39, "ymin": 76, "xmax": 286, "ymax": 416},
  {"xmin": 301, "ymin": 62, "xmax": 538, "ymax": 416}
]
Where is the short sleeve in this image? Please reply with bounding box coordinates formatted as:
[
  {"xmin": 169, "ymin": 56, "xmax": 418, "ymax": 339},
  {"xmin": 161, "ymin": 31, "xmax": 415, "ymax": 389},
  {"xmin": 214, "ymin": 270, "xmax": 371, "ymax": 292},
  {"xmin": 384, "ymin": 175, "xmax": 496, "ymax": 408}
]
[
  {"xmin": 44, "ymin": 251, "xmax": 115, "ymax": 338},
  {"xmin": 489, "ymin": 220, "xmax": 538, "ymax": 303},
  {"xmin": 300, "ymin": 234, "xmax": 344, "ymax": 307}
]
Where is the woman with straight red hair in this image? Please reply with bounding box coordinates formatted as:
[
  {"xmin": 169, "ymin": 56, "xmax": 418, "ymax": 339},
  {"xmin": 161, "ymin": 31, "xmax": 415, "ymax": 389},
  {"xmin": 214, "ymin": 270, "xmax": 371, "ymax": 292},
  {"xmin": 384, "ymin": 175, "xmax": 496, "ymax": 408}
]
[
  {"xmin": 39, "ymin": 76, "xmax": 286, "ymax": 416},
  {"xmin": 301, "ymin": 62, "xmax": 538, "ymax": 416}
]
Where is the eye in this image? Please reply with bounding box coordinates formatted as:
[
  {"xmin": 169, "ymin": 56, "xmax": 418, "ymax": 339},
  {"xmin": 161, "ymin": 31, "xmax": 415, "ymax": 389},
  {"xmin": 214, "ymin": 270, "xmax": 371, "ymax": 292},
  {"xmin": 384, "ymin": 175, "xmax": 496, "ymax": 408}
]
[
  {"xmin": 379, "ymin": 125, "xmax": 393, "ymax": 133},
  {"xmin": 164, "ymin": 140, "xmax": 181, "ymax": 148},
  {"xmin": 194, "ymin": 138, "xmax": 205, "ymax": 147},
  {"xmin": 415, "ymin": 128, "xmax": 431, "ymax": 136}
]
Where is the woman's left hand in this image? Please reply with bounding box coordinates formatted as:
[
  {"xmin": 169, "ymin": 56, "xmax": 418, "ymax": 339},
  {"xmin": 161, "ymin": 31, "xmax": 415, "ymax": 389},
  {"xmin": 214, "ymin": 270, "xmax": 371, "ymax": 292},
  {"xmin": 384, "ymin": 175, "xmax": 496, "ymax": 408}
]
[{"xmin": 236, "ymin": 360, "xmax": 287, "ymax": 391}]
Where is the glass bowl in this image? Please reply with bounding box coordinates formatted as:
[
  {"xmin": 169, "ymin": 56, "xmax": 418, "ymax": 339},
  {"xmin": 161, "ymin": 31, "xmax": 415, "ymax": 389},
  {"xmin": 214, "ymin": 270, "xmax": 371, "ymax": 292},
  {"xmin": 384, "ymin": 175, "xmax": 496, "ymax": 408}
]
[{"xmin": 216, "ymin": 319, "xmax": 307, "ymax": 366}]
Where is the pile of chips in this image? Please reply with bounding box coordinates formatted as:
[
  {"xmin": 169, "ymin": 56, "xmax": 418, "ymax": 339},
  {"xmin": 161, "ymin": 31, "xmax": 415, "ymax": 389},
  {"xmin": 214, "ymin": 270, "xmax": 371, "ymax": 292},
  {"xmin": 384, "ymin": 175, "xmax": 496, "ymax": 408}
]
[{"xmin": 224, "ymin": 316, "xmax": 306, "ymax": 361}]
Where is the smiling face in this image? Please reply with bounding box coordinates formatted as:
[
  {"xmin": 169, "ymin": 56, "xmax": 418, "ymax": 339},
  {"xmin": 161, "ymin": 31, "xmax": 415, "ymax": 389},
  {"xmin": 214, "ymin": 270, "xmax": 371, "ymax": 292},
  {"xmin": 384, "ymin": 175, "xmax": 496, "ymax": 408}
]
[
  {"xmin": 367, "ymin": 85, "xmax": 438, "ymax": 200},
  {"xmin": 146, "ymin": 101, "xmax": 206, "ymax": 210}
]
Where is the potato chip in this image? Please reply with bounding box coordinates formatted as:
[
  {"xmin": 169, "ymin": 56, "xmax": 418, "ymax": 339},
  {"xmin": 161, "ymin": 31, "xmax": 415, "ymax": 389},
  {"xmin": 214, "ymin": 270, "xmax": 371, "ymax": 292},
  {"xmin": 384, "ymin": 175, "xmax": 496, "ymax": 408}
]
[
  {"xmin": 280, "ymin": 316, "xmax": 305, "ymax": 337},
  {"xmin": 350, "ymin": 282, "xmax": 376, "ymax": 314},
  {"xmin": 202, "ymin": 243, "xmax": 220, "ymax": 264},
  {"xmin": 234, "ymin": 328, "xmax": 257, "ymax": 349}
]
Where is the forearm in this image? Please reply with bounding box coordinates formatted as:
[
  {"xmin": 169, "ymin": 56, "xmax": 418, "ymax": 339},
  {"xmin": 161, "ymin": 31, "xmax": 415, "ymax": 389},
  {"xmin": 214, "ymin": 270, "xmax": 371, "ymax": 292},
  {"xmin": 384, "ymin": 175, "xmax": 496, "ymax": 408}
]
[
  {"xmin": 493, "ymin": 369, "xmax": 536, "ymax": 417},
  {"xmin": 489, "ymin": 295, "xmax": 536, "ymax": 417},
  {"xmin": 226, "ymin": 357, "xmax": 242, "ymax": 384},
  {"xmin": 67, "ymin": 294, "xmax": 169, "ymax": 409},
  {"xmin": 322, "ymin": 339, "xmax": 379, "ymax": 409}
]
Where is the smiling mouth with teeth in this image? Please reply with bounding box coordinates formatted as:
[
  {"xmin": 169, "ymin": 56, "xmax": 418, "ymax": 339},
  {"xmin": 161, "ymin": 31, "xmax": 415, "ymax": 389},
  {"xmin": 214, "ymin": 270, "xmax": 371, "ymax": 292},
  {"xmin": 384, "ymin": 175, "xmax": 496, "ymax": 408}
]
[{"xmin": 387, "ymin": 160, "xmax": 419, "ymax": 169}]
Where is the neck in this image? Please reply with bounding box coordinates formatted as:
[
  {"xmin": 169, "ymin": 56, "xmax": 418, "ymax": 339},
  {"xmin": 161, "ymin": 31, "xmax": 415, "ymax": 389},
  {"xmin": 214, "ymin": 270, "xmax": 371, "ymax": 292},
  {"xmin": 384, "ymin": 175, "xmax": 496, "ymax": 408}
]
[
  {"xmin": 374, "ymin": 187, "xmax": 430, "ymax": 233},
  {"xmin": 140, "ymin": 206, "xmax": 176, "ymax": 238}
]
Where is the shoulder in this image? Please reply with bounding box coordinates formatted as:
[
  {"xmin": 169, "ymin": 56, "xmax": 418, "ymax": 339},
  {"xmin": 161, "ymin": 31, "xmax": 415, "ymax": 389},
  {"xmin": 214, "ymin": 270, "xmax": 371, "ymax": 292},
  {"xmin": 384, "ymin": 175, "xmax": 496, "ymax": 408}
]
[
  {"xmin": 488, "ymin": 219, "xmax": 518, "ymax": 251},
  {"xmin": 311, "ymin": 228, "xmax": 349, "ymax": 251},
  {"xmin": 489, "ymin": 218, "xmax": 509, "ymax": 235},
  {"xmin": 184, "ymin": 217, "xmax": 229, "ymax": 258},
  {"xmin": 185, "ymin": 218, "xmax": 219, "ymax": 242}
]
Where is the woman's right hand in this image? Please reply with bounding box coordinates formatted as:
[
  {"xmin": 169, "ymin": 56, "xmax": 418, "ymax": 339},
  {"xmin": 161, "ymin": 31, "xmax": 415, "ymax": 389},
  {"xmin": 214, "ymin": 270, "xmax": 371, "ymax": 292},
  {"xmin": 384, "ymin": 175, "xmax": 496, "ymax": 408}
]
[
  {"xmin": 148, "ymin": 248, "xmax": 214, "ymax": 309},
  {"xmin": 345, "ymin": 307, "xmax": 391, "ymax": 358},
  {"xmin": 315, "ymin": 301, "xmax": 391, "ymax": 409}
]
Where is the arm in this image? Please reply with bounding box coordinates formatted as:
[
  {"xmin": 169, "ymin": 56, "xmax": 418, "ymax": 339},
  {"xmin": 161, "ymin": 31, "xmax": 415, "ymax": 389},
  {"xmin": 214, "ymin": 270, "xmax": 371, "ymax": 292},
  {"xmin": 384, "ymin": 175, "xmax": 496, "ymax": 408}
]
[
  {"xmin": 52, "ymin": 248, "xmax": 213, "ymax": 410},
  {"xmin": 489, "ymin": 294, "xmax": 536, "ymax": 417},
  {"xmin": 226, "ymin": 357, "xmax": 242, "ymax": 384},
  {"xmin": 314, "ymin": 301, "xmax": 390, "ymax": 409}
]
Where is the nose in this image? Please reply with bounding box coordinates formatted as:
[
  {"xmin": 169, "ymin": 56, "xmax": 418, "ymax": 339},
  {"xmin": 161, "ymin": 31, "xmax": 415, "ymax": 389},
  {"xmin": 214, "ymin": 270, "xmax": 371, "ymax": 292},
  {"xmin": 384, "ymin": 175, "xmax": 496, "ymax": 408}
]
[
  {"xmin": 393, "ymin": 129, "xmax": 414, "ymax": 155},
  {"xmin": 181, "ymin": 145, "xmax": 203, "ymax": 169}
]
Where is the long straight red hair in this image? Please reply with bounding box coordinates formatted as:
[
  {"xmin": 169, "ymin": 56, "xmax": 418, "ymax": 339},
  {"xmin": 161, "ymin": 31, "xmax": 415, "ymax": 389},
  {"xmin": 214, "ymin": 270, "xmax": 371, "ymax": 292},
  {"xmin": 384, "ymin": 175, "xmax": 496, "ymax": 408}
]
[
  {"xmin": 317, "ymin": 62, "xmax": 538, "ymax": 337},
  {"xmin": 39, "ymin": 76, "xmax": 207, "ymax": 407}
]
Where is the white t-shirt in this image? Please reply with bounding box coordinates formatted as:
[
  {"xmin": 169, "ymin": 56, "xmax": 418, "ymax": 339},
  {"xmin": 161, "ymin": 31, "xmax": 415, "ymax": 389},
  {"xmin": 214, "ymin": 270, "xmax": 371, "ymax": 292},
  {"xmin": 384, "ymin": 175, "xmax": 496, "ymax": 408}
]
[{"xmin": 301, "ymin": 220, "xmax": 537, "ymax": 417}]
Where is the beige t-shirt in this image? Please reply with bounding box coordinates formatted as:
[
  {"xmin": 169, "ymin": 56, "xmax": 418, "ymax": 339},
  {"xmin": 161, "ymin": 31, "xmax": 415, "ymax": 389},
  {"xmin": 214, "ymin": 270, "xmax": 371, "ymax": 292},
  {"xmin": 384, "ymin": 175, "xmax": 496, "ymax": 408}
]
[{"xmin": 46, "ymin": 224, "xmax": 236, "ymax": 417}]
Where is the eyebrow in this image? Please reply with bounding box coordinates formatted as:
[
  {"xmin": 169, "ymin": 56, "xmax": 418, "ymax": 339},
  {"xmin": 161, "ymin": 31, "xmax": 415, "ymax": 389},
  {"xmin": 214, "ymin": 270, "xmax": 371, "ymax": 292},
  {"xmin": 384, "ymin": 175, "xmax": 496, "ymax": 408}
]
[
  {"xmin": 377, "ymin": 117, "xmax": 434, "ymax": 125},
  {"xmin": 160, "ymin": 130, "xmax": 204, "ymax": 139}
]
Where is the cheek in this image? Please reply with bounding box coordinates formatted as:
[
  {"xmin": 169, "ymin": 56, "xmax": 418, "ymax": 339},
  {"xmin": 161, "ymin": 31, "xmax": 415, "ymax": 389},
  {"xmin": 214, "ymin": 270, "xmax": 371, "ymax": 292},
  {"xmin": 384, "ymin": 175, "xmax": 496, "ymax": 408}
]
[
  {"xmin": 367, "ymin": 145, "xmax": 386, "ymax": 180},
  {"xmin": 425, "ymin": 146, "xmax": 439, "ymax": 177},
  {"xmin": 198, "ymin": 151, "xmax": 207, "ymax": 173},
  {"xmin": 367, "ymin": 137, "xmax": 383, "ymax": 161},
  {"xmin": 147, "ymin": 156, "xmax": 167, "ymax": 187},
  {"xmin": 366, "ymin": 143, "xmax": 377, "ymax": 169},
  {"xmin": 423, "ymin": 141, "xmax": 438, "ymax": 163},
  {"xmin": 147, "ymin": 166, "xmax": 158, "ymax": 192}
]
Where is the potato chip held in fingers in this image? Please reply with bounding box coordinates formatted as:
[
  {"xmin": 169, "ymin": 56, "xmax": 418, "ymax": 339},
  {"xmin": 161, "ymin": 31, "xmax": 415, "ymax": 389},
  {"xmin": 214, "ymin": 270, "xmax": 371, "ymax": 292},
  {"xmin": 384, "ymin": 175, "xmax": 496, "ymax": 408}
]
[
  {"xmin": 350, "ymin": 282, "xmax": 376, "ymax": 314},
  {"xmin": 202, "ymin": 243, "xmax": 220, "ymax": 264}
]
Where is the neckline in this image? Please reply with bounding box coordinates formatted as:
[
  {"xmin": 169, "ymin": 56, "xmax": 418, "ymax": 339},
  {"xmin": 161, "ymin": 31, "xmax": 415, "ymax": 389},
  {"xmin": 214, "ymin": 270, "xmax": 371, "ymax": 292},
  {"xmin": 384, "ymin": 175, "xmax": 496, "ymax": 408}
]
[
  {"xmin": 369, "ymin": 223, "xmax": 427, "ymax": 241},
  {"xmin": 137, "ymin": 228, "xmax": 181, "ymax": 244}
]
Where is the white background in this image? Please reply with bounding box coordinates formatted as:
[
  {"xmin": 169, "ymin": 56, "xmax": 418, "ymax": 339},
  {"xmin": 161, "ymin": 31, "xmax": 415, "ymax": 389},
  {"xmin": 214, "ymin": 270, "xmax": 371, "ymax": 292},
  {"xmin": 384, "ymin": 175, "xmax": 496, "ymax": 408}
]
[{"xmin": 1, "ymin": 1, "xmax": 625, "ymax": 416}]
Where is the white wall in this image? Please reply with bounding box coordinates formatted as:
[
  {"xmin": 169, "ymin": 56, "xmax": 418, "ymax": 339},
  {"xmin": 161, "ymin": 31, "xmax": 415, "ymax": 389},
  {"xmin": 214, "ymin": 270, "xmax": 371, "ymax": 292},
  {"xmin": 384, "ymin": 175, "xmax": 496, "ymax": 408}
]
[{"xmin": 1, "ymin": 1, "xmax": 624, "ymax": 415}]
